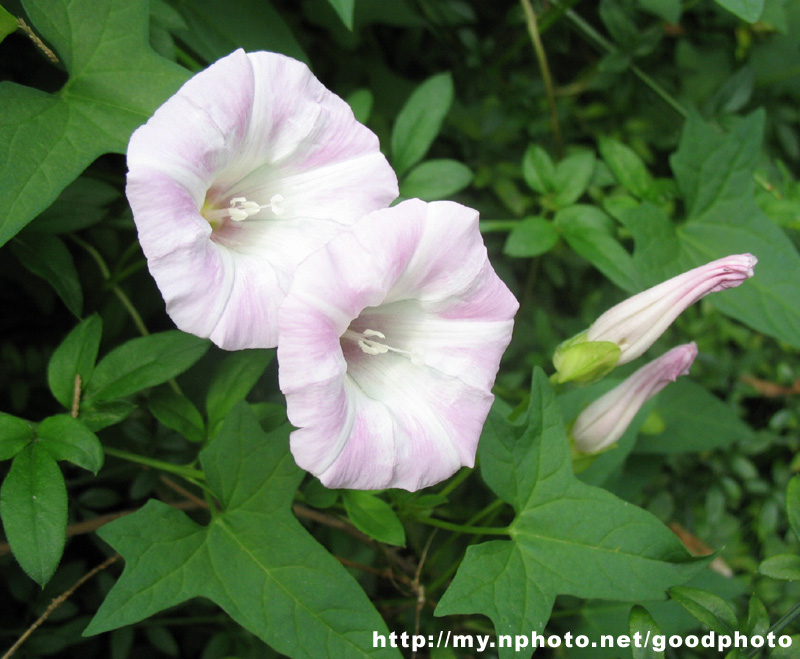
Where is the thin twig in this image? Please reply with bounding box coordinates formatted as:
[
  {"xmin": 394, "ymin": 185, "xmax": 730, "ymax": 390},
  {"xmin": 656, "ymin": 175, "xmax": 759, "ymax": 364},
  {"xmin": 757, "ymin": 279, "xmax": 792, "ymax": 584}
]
[
  {"xmin": 2, "ymin": 555, "xmax": 119, "ymax": 659},
  {"xmin": 16, "ymin": 18, "xmax": 59, "ymax": 64},
  {"xmin": 70, "ymin": 374, "xmax": 81, "ymax": 418}
]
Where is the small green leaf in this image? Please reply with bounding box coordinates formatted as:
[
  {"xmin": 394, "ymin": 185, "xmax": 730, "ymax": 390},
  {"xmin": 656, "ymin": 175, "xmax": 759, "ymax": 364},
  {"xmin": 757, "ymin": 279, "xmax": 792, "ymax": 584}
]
[
  {"xmin": 788, "ymin": 477, "xmax": 800, "ymax": 543},
  {"xmin": 346, "ymin": 88, "xmax": 373, "ymax": 124},
  {"xmin": 343, "ymin": 491, "xmax": 406, "ymax": 546},
  {"xmin": 47, "ymin": 314, "xmax": 103, "ymax": 410},
  {"xmin": 599, "ymin": 137, "xmax": 655, "ymax": 200},
  {"xmin": 503, "ymin": 217, "xmax": 559, "ymax": 258},
  {"xmin": 325, "ymin": 0, "xmax": 355, "ymax": 29},
  {"xmin": 759, "ymin": 554, "xmax": 800, "ymax": 581},
  {"xmin": 0, "ymin": 3, "xmax": 17, "ymax": 43},
  {"xmin": 669, "ymin": 585, "xmax": 738, "ymax": 634},
  {"xmin": 10, "ymin": 233, "xmax": 82, "ymax": 317},
  {"xmin": 714, "ymin": 0, "xmax": 764, "ymax": 22},
  {"xmin": 79, "ymin": 400, "xmax": 137, "ymax": 432},
  {"xmin": 0, "ymin": 444, "xmax": 67, "ymax": 585},
  {"xmin": 551, "ymin": 150, "xmax": 596, "ymax": 207},
  {"xmin": 391, "ymin": 72, "xmax": 454, "ymax": 176},
  {"xmin": 629, "ymin": 606, "xmax": 664, "ymax": 659},
  {"xmin": 638, "ymin": 0, "xmax": 681, "ymax": 23},
  {"xmin": 522, "ymin": 144, "xmax": 555, "ymax": 194},
  {"xmin": 84, "ymin": 331, "xmax": 209, "ymax": 403},
  {"xmin": 0, "ymin": 412, "xmax": 34, "ymax": 460},
  {"xmin": 746, "ymin": 595, "xmax": 770, "ymax": 637},
  {"xmin": 399, "ymin": 159, "xmax": 473, "ymax": 201},
  {"xmin": 206, "ymin": 349, "xmax": 273, "ymax": 438},
  {"xmin": 149, "ymin": 387, "xmax": 205, "ymax": 443},
  {"xmin": 37, "ymin": 414, "xmax": 104, "ymax": 474}
]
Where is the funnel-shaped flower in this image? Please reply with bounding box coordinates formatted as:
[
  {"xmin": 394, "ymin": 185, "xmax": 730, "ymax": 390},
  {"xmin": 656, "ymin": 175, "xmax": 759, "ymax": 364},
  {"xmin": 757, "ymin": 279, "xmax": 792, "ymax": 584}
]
[
  {"xmin": 277, "ymin": 199, "xmax": 518, "ymax": 491},
  {"xmin": 127, "ymin": 49, "xmax": 398, "ymax": 350},
  {"xmin": 585, "ymin": 254, "xmax": 756, "ymax": 365},
  {"xmin": 571, "ymin": 342, "xmax": 698, "ymax": 454}
]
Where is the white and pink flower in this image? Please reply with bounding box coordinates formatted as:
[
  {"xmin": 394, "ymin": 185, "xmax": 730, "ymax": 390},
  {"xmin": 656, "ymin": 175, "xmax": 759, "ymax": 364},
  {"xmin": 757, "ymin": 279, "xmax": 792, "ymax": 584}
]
[
  {"xmin": 277, "ymin": 200, "xmax": 518, "ymax": 491},
  {"xmin": 127, "ymin": 49, "xmax": 398, "ymax": 350}
]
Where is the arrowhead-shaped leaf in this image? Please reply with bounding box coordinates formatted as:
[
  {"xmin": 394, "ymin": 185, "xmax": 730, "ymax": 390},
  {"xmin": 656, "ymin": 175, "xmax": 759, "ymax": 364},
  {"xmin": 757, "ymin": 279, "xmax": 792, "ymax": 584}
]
[{"xmin": 85, "ymin": 403, "xmax": 400, "ymax": 659}]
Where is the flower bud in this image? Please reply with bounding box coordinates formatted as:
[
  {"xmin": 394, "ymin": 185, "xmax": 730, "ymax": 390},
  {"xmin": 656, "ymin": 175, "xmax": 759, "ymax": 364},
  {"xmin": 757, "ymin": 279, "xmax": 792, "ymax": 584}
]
[{"xmin": 571, "ymin": 342, "xmax": 698, "ymax": 454}]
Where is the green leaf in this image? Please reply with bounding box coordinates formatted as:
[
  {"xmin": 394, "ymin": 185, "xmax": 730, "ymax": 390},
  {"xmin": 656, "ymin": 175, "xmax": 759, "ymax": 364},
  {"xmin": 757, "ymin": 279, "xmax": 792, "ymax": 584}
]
[
  {"xmin": 555, "ymin": 205, "xmax": 641, "ymax": 291},
  {"xmin": 503, "ymin": 217, "xmax": 559, "ymax": 258},
  {"xmin": 36, "ymin": 414, "xmax": 104, "ymax": 474},
  {"xmin": 85, "ymin": 404, "xmax": 401, "ymax": 658},
  {"xmin": 668, "ymin": 585, "xmax": 738, "ymax": 634},
  {"xmin": 173, "ymin": 0, "xmax": 307, "ymax": 65},
  {"xmin": 343, "ymin": 491, "xmax": 406, "ymax": 546},
  {"xmin": 0, "ymin": 412, "xmax": 35, "ymax": 460},
  {"xmin": 399, "ymin": 159, "xmax": 473, "ymax": 201},
  {"xmin": 637, "ymin": 0, "xmax": 681, "ymax": 23},
  {"xmin": 149, "ymin": 387, "xmax": 205, "ymax": 443},
  {"xmin": 629, "ymin": 606, "xmax": 664, "ymax": 659},
  {"xmin": 84, "ymin": 331, "xmax": 209, "ymax": 404},
  {"xmin": 551, "ymin": 150, "xmax": 596, "ymax": 207},
  {"xmin": 636, "ymin": 379, "xmax": 755, "ymax": 453},
  {"xmin": 714, "ymin": 0, "xmax": 764, "ymax": 22},
  {"xmin": 0, "ymin": 0, "xmax": 190, "ymax": 247},
  {"xmin": 79, "ymin": 400, "xmax": 137, "ymax": 432},
  {"xmin": 326, "ymin": 0, "xmax": 355, "ymax": 29},
  {"xmin": 10, "ymin": 233, "xmax": 82, "ymax": 317},
  {"xmin": 346, "ymin": 88, "xmax": 373, "ymax": 124},
  {"xmin": 0, "ymin": 3, "xmax": 17, "ymax": 43},
  {"xmin": 34, "ymin": 176, "xmax": 119, "ymax": 234},
  {"xmin": 599, "ymin": 137, "xmax": 655, "ymax": 200},
  {"xmin": 0, "ymin": 444, "xmax": 67, "ymax": 585},
  {"xmin": 759, "ymin": 554, "xmax": 800, "ymax": 581},
  {"xmin": 522, "ymin": 144, "xmax": 555, "ymax": 194},
  {"xmin": 787, "ymin": 477, "xmax": 800, "ymax": 542},
  {"xmin": 391, "ymin": 72, "xmax": 454, "ymax": 177},
  {"xmin": 47, "ymin": 314, "xmax": 103, "ymax": 410},
  {"xmin": 436, "ymin": 370, "xmax": 706, "ymax": 657},
  {"xmin": 206, "ymin": 349, "xmax": 273, "ymax": 438},
  {"xmin": 746, "ymin": 595, "xmax": 770, "ymax": 637}
]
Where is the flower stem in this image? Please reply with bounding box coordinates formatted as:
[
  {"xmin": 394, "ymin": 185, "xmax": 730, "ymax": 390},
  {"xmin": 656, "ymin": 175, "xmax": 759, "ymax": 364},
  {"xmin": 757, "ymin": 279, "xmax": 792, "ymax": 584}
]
[
  {"xmin": 414, "ymin": 515, "xmax": 509, "ymax": 536},
  {"xmin": 520, "ymin": 0, "xmax": 563, "ymax": 157},
  {"xmin": 103, "ymin": 446, "xmax": 205, "ymax": 482},
  {"xmin": 438, "ymin": 467, "xmax": 472, "ymax": 497}
]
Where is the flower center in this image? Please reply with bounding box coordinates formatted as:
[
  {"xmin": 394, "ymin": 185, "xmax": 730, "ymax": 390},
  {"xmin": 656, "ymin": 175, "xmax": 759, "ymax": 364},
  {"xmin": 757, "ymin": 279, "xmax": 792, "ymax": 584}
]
[
  {"xmin": 202, "ymin": 194, "xmax": 284, "ymax": 228},
  {"xmin": 342, "ymin": 328, "xmax": 424, "ymax": 366}
]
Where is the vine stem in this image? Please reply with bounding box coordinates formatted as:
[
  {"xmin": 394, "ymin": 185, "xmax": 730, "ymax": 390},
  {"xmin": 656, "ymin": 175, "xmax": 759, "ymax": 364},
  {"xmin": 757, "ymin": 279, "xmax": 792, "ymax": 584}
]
[
  {"xmin": 414, "ymin": 515, "xmax": 509, "ymax": 536},
  {"xmin": 520, "ymin": 0, "xmax": 564, "ymax": 157},
  {"xmin": 103, "ymin": 446, "xmax": 205, "ymax": 481}
]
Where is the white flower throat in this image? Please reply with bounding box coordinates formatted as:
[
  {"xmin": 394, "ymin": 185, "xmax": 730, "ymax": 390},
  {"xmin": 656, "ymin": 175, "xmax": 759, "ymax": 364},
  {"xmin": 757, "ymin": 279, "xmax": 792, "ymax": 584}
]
[{"xmin": 342, "ymin": 328, "xmax": 424, "ymax": 366}]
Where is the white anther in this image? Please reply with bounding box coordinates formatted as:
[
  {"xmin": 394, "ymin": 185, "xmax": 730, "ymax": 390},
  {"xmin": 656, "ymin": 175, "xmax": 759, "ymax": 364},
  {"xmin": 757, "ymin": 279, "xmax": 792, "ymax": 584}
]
[{"xmin": 227, "ymin": 195, "xmax": 285, "ymax": 222}]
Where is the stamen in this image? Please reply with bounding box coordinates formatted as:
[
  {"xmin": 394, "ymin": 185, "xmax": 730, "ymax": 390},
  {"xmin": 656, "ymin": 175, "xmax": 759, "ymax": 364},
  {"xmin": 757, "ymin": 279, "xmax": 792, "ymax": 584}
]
[
  {"xmin": 227, "ymin": 195, "xmax": 285, "ymax": 222},
  {"xmin": 342, "ymin": 328, "xmax": 425, "ymax": 365}
]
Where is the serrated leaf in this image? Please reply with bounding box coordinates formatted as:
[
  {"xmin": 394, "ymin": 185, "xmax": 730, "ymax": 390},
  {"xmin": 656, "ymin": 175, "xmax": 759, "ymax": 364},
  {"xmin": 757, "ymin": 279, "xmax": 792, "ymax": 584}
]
[
  {"xmin": 47, "ymin": 314, "xmax": 103, "ymax": 410},
  {"xmin": 637, "ymin": 379, "xmax": 755, "ymax": 453},
  {"xmin": 10, "ymin": 233, "xmax": 82, "ymax": 317},
  {"xmin": 503, "ymin": 217, "xmax": 559, "ymax": 258},
  {"xmin": 85, "ymin": 404, "xmax": 401, "ymax": 658},
  {"xmin": 759, "ymin": 554, "xmax": 800, "ymax": 581},
  {"xmin": 206, "ymin": 349, "xmax": 272, "ymax": 438},
  {"xmin": 0, "ymin": 0, "xmax": 190, "ymax": 247},
  {"xmin": 599, "ymin": 137, "xmax": 654, "ymax": 200},
  {"xmin": 391, "ymin": 72, "xmax": 454, "ymax": 177},
  {"xmin": 436, "ymin": 370, "xmax": 706, "ymax": 658},
  {"xmin": 149, "ymin": 387, "xmax": 205, "ymax": 443},
  {"xmin": 326, "ymin": 0, "xmax": 355, "ymax": 29},
  {"xmin": 0, "ymin": 444, "xmax": 67, "ymax": 585},
  {"xmin": 522, "ymin": 144, "xmax": 555, "ymax": 194},
  {"xmin": 84, "ymin": 331, "xmax": 209, "ymax": 403},
  {"xmin": 551, "ymin": 150, "xmax": 596, "ymax": 207},
  {"xmin": 36, "ymin": 414, "xmax": 104, "ymax": 474},
  {"xmin": 343, "ymin": 491, "xmax": 406, "ymax": 546},
  {"xmin": 629, "ymin": 606, "xmax": 664, "ymax": 659},
  {"xmin": 714, "ymin": 0, "xmax": 764, "ymax": 22},
  {"xmin": 668, "ymin": 585, "xmax": 738, "ymax": 634},
  {"xmin": 787, "ymin": 477, "xmax": 800, "ymax": 542},
  {"xmin": 399, "ymin": 159, "xmax": 473, "ymax": 201},
  {"xmin": 0, "ymin": 412, "xmax": 35, "ymax": 460}
]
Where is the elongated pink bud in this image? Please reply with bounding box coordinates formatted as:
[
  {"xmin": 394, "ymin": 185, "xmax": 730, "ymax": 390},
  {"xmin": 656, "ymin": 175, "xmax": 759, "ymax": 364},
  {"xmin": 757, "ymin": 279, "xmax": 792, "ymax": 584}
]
[{"xmin": 571, "ymin": 342, "xmax": 698, "ymax": 454}]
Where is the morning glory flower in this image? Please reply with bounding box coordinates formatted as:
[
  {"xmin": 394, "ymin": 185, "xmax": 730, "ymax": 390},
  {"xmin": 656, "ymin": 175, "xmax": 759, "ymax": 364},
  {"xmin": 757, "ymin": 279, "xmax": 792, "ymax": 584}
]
[
  {"xmin": 277, "ymin": 199, "xmax": 518, "ymax": 491},
  {"xmin": 571, "ymin": 342, "xmax": 698, "ymax": 454},
  {"xmin": 126, "ymin": 49, "xmax": 398, "ymax": 350}
]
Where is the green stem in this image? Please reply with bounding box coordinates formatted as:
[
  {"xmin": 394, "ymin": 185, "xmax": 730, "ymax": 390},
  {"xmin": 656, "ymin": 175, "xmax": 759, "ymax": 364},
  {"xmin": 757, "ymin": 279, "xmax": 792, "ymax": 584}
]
[
  {"xmin": 520, "ymin": 0, "xmax": 564, "ymax": 157},
  {"xmin": 104, "ymin": 446, "xmax": 205, "ymax": 481},
  {"xmin": 562, "ymin": 5, "xmax": 689, "ymax": 119},
  {"xmin": 414, "ymin": 515, "xmax": 509, "ymax": 536},
  {"xmin": 438, "ymin": 467, "xmax": 472, "ymax": 497}
]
